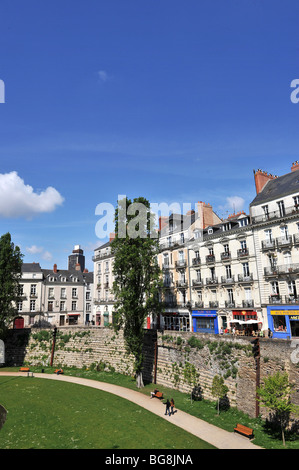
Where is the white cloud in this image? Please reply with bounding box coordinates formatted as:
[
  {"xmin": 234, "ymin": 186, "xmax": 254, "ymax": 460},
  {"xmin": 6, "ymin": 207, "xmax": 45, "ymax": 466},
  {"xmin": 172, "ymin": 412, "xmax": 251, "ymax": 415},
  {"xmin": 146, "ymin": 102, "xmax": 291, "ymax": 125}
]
[
  {"xmin": 26, "ymin": 245, "xmax": 43, "ymax": 254},
  {"xmin": 26, "ymin": 245, "xmax": 53, "ymax": 261},
  {"xmin": 0, "ymin": 171, "xmax": 64, "ymax": 219},
  {"xmin": 98, "ymin": 70, "xmax": 108, "ymax": 82},
  {"xmin": 225, "ymin": 196, "xmax": 245, "ymax": 212}
]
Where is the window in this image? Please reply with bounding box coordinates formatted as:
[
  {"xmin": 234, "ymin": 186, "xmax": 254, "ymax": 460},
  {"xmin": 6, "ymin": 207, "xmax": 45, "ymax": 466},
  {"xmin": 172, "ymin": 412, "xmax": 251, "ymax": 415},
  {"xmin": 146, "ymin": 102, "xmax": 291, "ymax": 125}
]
[
  {"xmin": 97, "ymin": 263, "xmax": 102, "ymax": 273},
  {"xmin": 210, "ymin": 267, "xmax": 216, "ymax": 279},
  {"xmin": 30, "ymin": 284, "xmax": 37, "ymax": 295},
  {"xmin": 48, "ymin": 301, "xmax": 53, "ymax": 312},
  {"xmin": 293, "ymin": 195, "xmax": 299, "ymax": 207},
  {"xmin": 105, "ymin": 261, "xmax": 109, "ymax": 272},
  {"xmin": 71, "ymin": 301, "xmax": 77, "ymax": 311},
  {"xmin": 72, "ymin": 288, "xmax": 77, "ymax": 298},
  {"xmin": 61, "ymin": 288, "xmax": 66, "ymax": 299},
  {"xmin": 180, "ymin": 232, "xmax": 184, "ymax": 244},
  {"xmin": 242, "ymin": 262, "xmax": 250, "ymax": 277},
  {"xmin": 272, "ymin": 315, "xmax": 287, "ymax": 332},
  {"xmin": 284, "ymin": 251, "xmax": 292, "ymax": 267},
  {"xmin": 17, "ymin": 301, "xmax": 22, "ymax": 312},
  {"xmin": 239, "ymin": 217, "xmax": 248, "ymax": 226},
  {"xmin": 244, "ymin": 287, "xmax": 252, "ymax": 300},
  {"xmin": 30, "ymin": 300, "xmax": 36, "ymax": 312},
  {"xmin": 86, "ymin": 303, "xmax": 91, "ymax": 312},
  {"xmin": 277, "ymin": 200, "xmax": 285, "ymax": 217},
  {"xmin": 223, "ymin": 243, "xmax": 229, "ymax": 253},
  {"xmin": 271, "ymin": 281, "xmax": 279, "ymax": 295},
  {"xmin": 19, "ymin": 284, "xmax": 24, "ymax": 296},
  {"xmin": 60, "ymin": 301, "xmax": 66, "ymax": 311},
  {"xmin": 196, "ymin": 269, "xmax": 201, "ymax": 281},
  {"xmin": 179, "ymin": 250, "xmax": 184, "ymax": 261},
  {"xmin": 48, "ymin": 287, "xmax": 54, "ymax": 298},
  {"xmin": 86, "ymin": 292, "xmax": 91, "ymax": 301},
  {"xmin": 280, "ymin": 225, "xmax": 289, "ymax": 239},
  {"xmin": 226, "ymin": 265, "xmax": 232, "ymax": 278},
  {"xmin": 227, "ymin": 288, "xmax": 234, "ymax": 303},
  {"xmin": 208, "ymin": 247, "xmax": 214, "ymax": 256},
  {"xmin": 262, "ymin": 205, "xmax": 269, "ymax": 219},
  {"xmin": 288, "ymin": 280, "xmax": 297, "ymax": 297},
  {"xmin": 240, "ymin": 240, "xmax": 247, "ymax": 251},
  {"xmin": 265, "ymin": 229, "xmax": 272, "ymax": 241}
]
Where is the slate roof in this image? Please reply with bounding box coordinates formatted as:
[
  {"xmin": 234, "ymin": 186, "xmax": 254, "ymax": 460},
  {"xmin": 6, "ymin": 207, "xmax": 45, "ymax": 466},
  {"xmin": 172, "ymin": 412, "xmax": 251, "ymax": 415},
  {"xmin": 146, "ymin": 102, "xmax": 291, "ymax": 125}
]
[
  {"xmin": 21, "ymin": 263, "xmax": 42, "ymax": 273},
  {"xmin": 250, "ymin": 170, "xmax": 299, "ymax": 207}
]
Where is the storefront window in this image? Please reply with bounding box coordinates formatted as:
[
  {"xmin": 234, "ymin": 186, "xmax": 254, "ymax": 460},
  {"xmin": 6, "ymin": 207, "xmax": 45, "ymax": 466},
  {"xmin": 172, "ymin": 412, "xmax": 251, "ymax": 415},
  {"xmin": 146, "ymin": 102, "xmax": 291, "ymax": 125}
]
[
  {"xmin": 272, "ymin": 315, "xmax": 287, "ymax": 332},
  {"xmin": 196, "ymin": 318, "xmax": 215, "ymax": 331}
]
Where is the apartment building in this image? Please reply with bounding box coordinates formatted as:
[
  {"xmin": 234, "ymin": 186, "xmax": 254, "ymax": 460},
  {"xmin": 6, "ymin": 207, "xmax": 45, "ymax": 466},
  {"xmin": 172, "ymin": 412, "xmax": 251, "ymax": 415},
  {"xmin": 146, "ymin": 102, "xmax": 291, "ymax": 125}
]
[
  {"xmin": 187, "ymin": 211, "xmax": 262, "ymax": 335},
  {"xmin": 92, "ymin": 237, "xmax": 115, "ymax": 327},
  {"xmin": 250, "ymin": 163, "xmax": 299, "ymax": 339},
  {"xmin": 158, "ymin": 202, "xmax": 222, "ymax": 332},
  {"xmin": 14, "ymin": 246, "xmax": 93, "ymax": 328}
]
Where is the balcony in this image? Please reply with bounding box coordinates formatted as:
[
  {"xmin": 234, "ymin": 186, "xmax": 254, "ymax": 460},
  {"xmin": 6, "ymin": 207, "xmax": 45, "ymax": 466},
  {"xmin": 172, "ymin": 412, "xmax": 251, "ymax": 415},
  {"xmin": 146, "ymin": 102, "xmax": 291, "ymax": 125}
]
[
  {"xmin": 159, "ymin": 241, "xmax": 174, "ymax": 251},
  {"xmin": 237, "ymin": 248, "xmax": 249, "ymax": 258},
  {"xmin": 176, "ymin": 280, "xmax": 188, "ymax": 288},
  {"xmin": 206, "ymin": 254, "xmax": 215, "ymax": 264},
  {"xmin": 221, "ymin": 251, "xmax": 231, "ymax": 261},
  {"xmin": 251, "ymin": 204, "xmax": 299, "ymax": 224},
  {"xmin": 264, "ymin": 264, "xmax": 299, "ymax": 276},
  {"xmin": 261, "ymin": 239, "xmax": 276, "ymax": 251},
  {"xmin": 192, "ymin": 257, "xmax": 201, "ymax": 266},
  {"xmin": 162, "ymin": 263, "xmax": 170, "ymax": 270},
  {"xmin": 164, "ymin": 301, "xmax": 177, "ymax": 308},
  {"xmin": 269, "ymin": 295, "xmax": 282, "ymax": 304},
  {"xmin": 175, "ymin": 260, "xmax": 187, "ymax": 269},
  {"xmin": 209, "ymin": 301, "xmax": 219, "ymax": 308},
  {"xmin": 225, "ymin": 300, "xmax": 235, "ymax": 308},
  {"xmin": 192, "ymin": 279, "xmax": 203, "ymax": 287},
  {"xmin": 238, "ymin": 273, "xmax": 253, "ymax": 283},
  {"xmin": 221, "ymin": 275, "xmax": 235, "ymax": 284},
  {"xmin": 193, "ymin": 301, "xmax": 204, "ymax": 308},
  {"xmin": 285, "ymin": 295, "xmax": 299, "ymax": 304},
  {"xmin": 242, "ymin": 299, "xmax": 254, "ymax": 308},
  {"xmin": 205, "ymin": 277, "xmax": 218, "ymax": 285},
  {"xmin": 276, "ymin": 236, "xmax": 292, "ymax": 249},
  {"xmin": 293, "ymin": 233, "xmax": 299, "ymax": 245}
]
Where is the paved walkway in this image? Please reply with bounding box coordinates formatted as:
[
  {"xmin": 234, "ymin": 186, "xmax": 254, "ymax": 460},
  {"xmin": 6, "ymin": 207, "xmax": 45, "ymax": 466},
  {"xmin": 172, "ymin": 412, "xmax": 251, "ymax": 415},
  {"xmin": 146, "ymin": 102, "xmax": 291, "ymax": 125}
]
[{"xmin": 0, "ymin": 372, "xmax": 262, "ymax": 449}]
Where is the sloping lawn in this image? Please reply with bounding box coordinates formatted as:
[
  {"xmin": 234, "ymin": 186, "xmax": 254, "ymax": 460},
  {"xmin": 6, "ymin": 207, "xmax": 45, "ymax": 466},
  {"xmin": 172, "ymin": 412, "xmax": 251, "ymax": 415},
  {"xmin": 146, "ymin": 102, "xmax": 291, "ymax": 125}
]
[{"xmin": 0, "ymin": 376, "xmax": 214, "ymax": 449}]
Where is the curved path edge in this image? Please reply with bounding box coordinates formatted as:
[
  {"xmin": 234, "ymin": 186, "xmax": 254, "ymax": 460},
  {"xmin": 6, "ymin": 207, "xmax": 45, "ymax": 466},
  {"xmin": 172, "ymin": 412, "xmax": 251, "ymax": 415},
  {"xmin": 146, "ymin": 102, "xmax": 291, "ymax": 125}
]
[{"xmin": 0, "ymin": 372, "xmax": 262, "ymax": 450}]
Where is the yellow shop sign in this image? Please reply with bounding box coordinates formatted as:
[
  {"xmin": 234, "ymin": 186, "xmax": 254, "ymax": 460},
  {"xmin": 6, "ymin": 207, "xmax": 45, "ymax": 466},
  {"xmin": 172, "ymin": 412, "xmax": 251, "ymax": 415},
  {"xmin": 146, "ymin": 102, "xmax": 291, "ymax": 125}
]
[{"xmin": 271, "ymin": 310, "xmax": 299, "ymax": 316}]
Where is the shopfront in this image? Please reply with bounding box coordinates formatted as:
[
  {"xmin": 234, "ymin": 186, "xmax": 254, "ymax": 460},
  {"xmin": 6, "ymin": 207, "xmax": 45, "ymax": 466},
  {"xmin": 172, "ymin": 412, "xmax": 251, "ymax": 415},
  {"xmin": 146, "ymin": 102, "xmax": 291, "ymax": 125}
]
[
  {"xmin": 229, "ymin": 310, "xmax": 261, "ymax": 335},
  {"xmin": 162, "ymin": 312, "xmax": 190, "ymax": 331},
  {"xmin": 267, "ymin": 306, "xmax": 299, "ymax": 339},
  {"xmin": 192, "ymin": 310, "xmax": 219, "ymax": 334}
]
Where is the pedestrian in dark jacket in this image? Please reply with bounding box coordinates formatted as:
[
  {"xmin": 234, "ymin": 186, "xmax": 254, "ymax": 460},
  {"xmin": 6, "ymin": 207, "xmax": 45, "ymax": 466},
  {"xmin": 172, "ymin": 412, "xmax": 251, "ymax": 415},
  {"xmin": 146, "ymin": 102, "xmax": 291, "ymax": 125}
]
[
  {"xmin": 164, "ymin": 399, "xmax": 171, "ymax": 416},
  {"xmin": 170, "ymin": 398, "xmax": 175, "ymax": 415}
]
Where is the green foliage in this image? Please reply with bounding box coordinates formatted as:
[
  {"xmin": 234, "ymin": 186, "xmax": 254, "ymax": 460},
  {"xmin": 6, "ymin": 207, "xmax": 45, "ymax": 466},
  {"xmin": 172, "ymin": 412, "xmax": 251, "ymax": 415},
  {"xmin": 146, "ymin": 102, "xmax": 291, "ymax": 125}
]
[
  {"xmin": 187, "ymin": 336, "xmax": 204, "ymax": 350},
  {"xmin": 211, "ymin": 375, "xmax": 229, "ymax": 415},
  {"xmin": 258, "ymin": 371, "xmax": 299, "ymax": 446},
  {"xmin": 111, "ymin": 196, "xmax": 163, "ymax": 384},
  {"xmin": 0, "ymin": 233, "xmax": 23, "ymax": 337}
]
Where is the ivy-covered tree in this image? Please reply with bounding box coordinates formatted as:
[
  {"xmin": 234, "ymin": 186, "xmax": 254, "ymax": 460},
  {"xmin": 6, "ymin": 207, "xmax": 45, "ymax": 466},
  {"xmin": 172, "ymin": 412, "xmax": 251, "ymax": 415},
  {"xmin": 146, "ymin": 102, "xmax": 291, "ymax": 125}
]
[
  {"xmin": 0, "ymin": 233, "xmax": 23, "ymax": 337},
  {"xmin": 111, "ymin": 196, "xmax": 163, "ymax": 388}
]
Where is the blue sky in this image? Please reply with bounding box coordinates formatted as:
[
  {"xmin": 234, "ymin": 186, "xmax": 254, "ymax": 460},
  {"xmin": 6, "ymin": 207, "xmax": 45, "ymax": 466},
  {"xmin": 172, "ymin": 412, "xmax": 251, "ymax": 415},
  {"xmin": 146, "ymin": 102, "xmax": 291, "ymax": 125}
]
[{"xmin": 1, "ymin": 0, "xmax": 299, "ymax": 271}]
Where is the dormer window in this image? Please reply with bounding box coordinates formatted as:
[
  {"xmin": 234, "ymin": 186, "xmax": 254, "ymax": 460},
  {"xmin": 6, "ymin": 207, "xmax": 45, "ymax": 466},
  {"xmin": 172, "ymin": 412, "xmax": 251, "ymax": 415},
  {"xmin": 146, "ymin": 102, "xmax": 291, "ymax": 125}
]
[{"xmin": 208, "ymin": 228, "xmax": 213, "ymax": 234}]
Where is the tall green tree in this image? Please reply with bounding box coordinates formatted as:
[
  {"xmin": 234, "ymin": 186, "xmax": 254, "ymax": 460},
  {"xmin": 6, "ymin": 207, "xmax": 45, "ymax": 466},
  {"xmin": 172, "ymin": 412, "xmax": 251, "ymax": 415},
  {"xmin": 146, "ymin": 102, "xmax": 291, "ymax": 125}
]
[
  {"xmin": 258, "ymin": 371, "xmax": 299, "ymax": 446},
  {"xmin": 0, "ymin": 233, "xmax": 23, "ymax": 337},
  {"xmin": 111, "ymin": 196, "xmax": 163, "ymax": 388}
]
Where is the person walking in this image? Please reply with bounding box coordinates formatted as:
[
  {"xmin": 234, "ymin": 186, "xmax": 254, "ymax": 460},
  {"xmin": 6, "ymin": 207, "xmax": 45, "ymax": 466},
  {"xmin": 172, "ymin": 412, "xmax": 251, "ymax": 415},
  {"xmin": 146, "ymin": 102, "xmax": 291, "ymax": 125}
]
[
  {"xmin": 170, "ymin": 398, "xmax": 175, "ymax": 415},
  {"xmin": 164, "ymin": 398, "xmax": 171, "ymax": 416}
]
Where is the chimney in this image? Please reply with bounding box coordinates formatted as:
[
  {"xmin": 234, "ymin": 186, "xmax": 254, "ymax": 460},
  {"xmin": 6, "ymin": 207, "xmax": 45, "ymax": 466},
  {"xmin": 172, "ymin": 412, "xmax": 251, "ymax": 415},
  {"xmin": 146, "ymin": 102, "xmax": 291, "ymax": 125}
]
[
  {"xmin": 158, "ymin": 216, "xmax": 168, "ymax": 231},
  {"xmin": 83, "ymin": 268, "xmax": 89, "ymax": 273},
  {"xmin": 109, "ymin": 232, "xmax": 116, "ymax": 242},
  {"xmin": 253, "ymin": 169, "xmax": 277, "ymax": 195},
  {"xmin": 53, "ymin": 264, "xmax": 57, "ymax": 273},
  {"xmin": 75, "ymin": 263, "xmax": 81, "ymax": 271},
  {"xmin": 291, "ymin": 161, "xmax": 299, "ymax": 172},
  {"xmin": 197, "ymin": 201, "xmax": 215, "ymax": 228}
]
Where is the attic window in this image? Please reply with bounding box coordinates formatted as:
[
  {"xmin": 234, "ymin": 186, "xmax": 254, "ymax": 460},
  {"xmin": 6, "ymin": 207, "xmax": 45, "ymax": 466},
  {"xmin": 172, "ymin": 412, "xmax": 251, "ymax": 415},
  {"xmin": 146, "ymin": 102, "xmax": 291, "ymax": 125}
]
[{"xmin": 208, "ymin": 228, "xmax": 213, "ymax": 234}]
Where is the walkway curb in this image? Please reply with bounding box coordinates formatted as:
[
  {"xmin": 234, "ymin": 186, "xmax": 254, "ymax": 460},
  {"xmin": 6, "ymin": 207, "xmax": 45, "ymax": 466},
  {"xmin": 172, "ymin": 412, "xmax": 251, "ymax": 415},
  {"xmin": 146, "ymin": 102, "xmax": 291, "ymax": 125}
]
[{"xmin": 0, "ymin": 372, "xmax": 262, "ymax": 449}]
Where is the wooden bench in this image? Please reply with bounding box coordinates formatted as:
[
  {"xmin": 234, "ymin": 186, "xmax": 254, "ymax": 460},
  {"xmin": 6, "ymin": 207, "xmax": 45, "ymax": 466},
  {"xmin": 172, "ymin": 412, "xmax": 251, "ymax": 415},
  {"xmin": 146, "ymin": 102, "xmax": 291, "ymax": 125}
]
[
  {"xmin": 19, "ymin": 367, "xmax": 30, "ymax": 372},
  {"xmin": 234, "ymin": 423, "xmax": 254, "ymax": 439},
  {"xmin": 54, "ymin": 369, "xmax": 64, "ymax": 375}
]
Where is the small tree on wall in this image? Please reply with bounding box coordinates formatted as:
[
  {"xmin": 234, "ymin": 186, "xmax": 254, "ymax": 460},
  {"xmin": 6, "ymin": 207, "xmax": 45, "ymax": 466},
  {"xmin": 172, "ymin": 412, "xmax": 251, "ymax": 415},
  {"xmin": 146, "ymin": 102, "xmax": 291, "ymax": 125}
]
[
  {"xmin": 258, "ymin": 371, "xmax": 299, "ymax": 446},
  {"xmin": 211, "ymin": 375, "xmax": 229, "ymax": 415}
]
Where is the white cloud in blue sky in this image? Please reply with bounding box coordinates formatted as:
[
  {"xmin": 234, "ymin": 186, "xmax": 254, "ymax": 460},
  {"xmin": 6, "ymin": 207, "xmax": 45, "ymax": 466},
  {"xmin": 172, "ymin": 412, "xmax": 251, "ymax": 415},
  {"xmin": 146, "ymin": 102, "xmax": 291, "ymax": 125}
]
[{"xmin": 0, "ymin": 172, "xmax": 64, "ymax": 219}]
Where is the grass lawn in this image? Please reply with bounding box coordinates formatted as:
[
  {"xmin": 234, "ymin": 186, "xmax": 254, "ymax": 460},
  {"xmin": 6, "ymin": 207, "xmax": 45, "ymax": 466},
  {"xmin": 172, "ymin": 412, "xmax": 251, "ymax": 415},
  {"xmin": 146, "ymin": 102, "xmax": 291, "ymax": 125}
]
[
  {"xmin": 1, "ymin": 365, "xmax": 298, "ymax": 449},
  {"xmin": 0, "ymin": 375, "xmax": 214, "ymax": 449}
]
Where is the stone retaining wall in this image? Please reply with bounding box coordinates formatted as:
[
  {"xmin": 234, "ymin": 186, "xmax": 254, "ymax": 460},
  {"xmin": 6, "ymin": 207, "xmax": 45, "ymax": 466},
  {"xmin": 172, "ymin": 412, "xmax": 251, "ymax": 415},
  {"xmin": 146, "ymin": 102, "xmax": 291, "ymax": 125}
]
[{"xmin": 3, "ymin": 327, "xmax": 299, "ymax": 419}]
